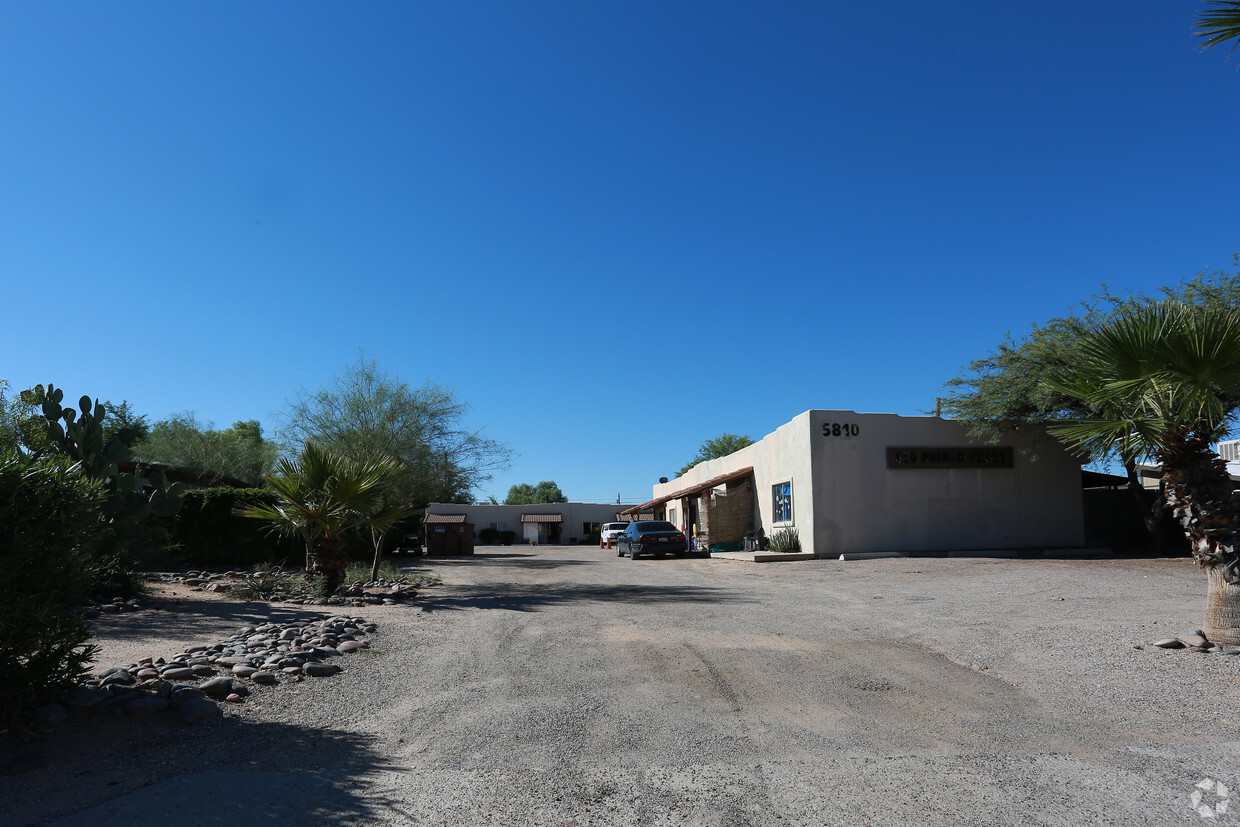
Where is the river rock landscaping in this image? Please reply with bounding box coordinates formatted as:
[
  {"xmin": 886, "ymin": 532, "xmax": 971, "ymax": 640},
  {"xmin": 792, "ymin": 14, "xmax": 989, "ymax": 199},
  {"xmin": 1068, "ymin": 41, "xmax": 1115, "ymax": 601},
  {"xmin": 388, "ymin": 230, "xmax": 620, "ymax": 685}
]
[
  {"xmin": 154, "ymin": 567, "xmax": 428, "ymax": 606},
  {"xmin": 1150, "ymin": 628, "xmax": 1240, "ymax": 654},
  {"xmin": 32, "ymin": 613, "xmax": 380, "ymax": 732}
]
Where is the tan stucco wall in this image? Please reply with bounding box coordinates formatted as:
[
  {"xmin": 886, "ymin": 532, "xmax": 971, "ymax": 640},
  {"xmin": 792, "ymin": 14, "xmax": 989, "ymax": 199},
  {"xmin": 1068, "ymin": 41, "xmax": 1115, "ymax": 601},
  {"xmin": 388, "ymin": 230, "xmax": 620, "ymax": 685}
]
[
  {"xmin": 654, "ymin": 410, "xmax": 1084, "ymax": 555},
  {"xmin": 805, "ymin": 411, "xmax": 1082, "ymax": 555}
]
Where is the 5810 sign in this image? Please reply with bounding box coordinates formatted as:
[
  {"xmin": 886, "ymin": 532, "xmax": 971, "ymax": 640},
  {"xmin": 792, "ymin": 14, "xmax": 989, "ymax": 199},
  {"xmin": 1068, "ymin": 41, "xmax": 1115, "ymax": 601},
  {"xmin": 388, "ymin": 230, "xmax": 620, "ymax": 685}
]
[{"xmin": 821, "ymin": 422, "xmax": 859, "ymax": 437}]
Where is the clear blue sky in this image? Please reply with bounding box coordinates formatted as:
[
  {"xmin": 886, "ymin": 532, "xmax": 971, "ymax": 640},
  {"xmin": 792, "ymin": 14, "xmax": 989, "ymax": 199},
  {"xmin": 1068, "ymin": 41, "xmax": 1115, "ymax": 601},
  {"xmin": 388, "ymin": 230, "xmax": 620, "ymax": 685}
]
[{"xmin": 2, "ymin": 2, "xmax": 1237, "ymax": 504}]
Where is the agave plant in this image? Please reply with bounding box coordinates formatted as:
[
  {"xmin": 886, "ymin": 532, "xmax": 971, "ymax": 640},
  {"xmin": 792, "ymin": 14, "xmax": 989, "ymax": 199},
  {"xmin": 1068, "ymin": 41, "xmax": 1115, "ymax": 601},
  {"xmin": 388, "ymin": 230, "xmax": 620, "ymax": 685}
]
[
  {"xmin": 768, "ymin": 527, "xmax": 801, "ymax": 554},
  {"xmin": 1046, "ymin": 301, "xmax": 1240, "ymax": 642},
  {"xmin": 239, "ymin": 441, "xmax": 411, "ymax": 595}
]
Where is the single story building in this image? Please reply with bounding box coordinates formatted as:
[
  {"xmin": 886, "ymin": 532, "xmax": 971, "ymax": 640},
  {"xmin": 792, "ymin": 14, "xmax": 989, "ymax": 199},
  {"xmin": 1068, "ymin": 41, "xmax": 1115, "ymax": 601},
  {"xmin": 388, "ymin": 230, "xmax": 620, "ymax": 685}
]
[
  {"xmin": 1138, "ymin": 439, "xmax": 1240, "ymax": 491},
  {"xmin": 424, "ymin": 502, "xmax": 632, "ymax": 545},
  {"xmin": 625, "ymin": 410, "xmax": 1085, "ymax": 556}
]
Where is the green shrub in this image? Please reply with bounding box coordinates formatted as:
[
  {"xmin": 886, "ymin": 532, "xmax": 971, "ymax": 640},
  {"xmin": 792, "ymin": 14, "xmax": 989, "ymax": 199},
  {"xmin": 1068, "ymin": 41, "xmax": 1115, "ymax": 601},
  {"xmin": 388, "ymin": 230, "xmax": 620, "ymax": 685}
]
[
  {"xmin": 171, "ymin": 487, "xmax": 299, "ymax": 568},
  {"xmin": 345, "ymin": 560, "xmax": 403, "ymax": 582},
  {"xmin": 498, "ymin": 530, "xmax": 517, "ymax": 545},
  {"xmin": 0, "ymin": 453, "xmax": 104, "ymax": 727},
  {"xmin": 768, "ymin": 527, "xmax": 801, "ymax": 553},
  {"xmin": 477, "ymin": 527, "xmax": 499, "ymax": 544}
]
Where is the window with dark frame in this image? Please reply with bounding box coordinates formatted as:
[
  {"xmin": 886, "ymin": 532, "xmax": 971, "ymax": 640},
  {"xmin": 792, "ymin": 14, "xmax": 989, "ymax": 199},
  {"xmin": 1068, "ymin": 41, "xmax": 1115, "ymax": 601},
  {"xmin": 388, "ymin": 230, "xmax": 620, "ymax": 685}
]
[{"xmin": 773, "ymin": 481, "xmax": 793, "ymax": 523}]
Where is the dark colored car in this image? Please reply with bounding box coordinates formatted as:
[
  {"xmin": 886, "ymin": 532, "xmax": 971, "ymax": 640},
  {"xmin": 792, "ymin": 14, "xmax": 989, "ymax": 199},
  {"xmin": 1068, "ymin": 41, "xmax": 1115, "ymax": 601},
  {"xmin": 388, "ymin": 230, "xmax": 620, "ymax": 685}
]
[
  {"xmin": 394, "ymin": 534, "xmax": 423, "ymax": 555},
  {"xmin": 617, "ymin": 520, "xmax": 689, "ymax": 559}
]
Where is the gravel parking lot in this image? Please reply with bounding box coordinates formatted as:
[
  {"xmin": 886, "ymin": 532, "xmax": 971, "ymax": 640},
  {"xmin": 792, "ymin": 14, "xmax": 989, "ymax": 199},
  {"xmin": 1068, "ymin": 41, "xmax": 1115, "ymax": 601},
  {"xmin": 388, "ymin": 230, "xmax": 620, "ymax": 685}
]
[{"xmin": 8, "ymin": 546, "xmax": 1240, "ymax": 826}]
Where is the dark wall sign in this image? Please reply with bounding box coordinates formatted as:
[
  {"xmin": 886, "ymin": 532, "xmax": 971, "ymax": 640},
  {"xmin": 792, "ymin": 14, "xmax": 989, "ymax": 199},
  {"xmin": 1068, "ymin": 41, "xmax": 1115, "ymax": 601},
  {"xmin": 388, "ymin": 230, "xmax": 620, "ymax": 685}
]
[{"xmin": 886, "ymin": 447, "xmax": 1014, "ymax": 469}]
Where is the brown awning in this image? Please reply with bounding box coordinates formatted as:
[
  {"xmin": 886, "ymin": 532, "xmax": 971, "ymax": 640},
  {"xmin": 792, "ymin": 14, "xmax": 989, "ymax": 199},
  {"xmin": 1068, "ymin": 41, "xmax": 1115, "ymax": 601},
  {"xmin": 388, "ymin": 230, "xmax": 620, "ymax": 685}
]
[
  {"xmin": 424, "ymin": 513, "xmax": 468, "ymax": 524},
  {"xmin": 621, "ymin": 466, "xmax": 754, "ymax": 515},
  {"xmin": 521, "ymin": 513, "xmax": 563, "ymax": 523}
]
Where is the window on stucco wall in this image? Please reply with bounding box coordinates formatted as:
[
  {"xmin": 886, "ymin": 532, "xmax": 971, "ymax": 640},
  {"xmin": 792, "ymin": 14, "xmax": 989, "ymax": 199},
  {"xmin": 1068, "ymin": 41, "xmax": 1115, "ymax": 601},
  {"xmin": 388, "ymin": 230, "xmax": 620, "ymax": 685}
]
[{"xmin": 772, "ymin": 481, "xmax": 793, "ymax": 523}]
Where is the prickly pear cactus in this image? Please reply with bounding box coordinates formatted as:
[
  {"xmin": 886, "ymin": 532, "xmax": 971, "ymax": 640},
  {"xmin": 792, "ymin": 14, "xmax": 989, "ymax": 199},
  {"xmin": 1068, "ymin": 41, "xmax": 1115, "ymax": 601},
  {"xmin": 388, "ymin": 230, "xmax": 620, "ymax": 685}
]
[
  {"xmin": 32, "ymin": 383, "xmax": 184, "ymax": 553},
  {"xmin": 38, "ymin": 385, "xmax": 123, "ymax": 479}
]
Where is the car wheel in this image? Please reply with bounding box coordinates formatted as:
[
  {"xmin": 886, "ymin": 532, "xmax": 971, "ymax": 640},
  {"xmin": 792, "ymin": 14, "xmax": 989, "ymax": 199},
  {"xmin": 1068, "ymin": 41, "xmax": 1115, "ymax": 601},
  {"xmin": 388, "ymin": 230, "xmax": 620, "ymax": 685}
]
[
  {"xmin": 616, "ymin": 543, "xmax": 624, "ymax": 557},
  {"xmin": 629, "ymin": 546, "xmax": 639, "ymax": 560}
]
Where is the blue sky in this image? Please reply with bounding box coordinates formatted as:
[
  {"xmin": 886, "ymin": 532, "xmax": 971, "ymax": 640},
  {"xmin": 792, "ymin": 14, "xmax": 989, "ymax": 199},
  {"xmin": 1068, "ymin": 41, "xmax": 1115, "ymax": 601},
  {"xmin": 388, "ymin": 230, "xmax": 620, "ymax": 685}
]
[{"xmin": 2, "ymin": 2, "xmax": 1237, "ymax": 504}]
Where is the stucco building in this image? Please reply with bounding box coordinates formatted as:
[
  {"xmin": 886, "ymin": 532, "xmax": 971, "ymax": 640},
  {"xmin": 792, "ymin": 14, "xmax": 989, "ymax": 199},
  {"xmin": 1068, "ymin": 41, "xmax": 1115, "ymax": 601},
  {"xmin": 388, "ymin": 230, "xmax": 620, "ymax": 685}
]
[
  {"xmin": 424, "ymin": 502, "xmax": 630, "ymax": 545},
  {"xmin": 627, "ymin": 410, "xmax": 1085, "ymax": 556}
]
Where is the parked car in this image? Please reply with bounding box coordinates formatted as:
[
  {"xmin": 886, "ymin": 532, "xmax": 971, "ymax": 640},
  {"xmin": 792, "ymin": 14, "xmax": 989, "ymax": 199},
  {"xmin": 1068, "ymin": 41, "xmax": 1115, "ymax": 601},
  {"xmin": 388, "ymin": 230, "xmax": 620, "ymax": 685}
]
[
  {"xmin": 394, "ymin": 533, "xmax": 422, "ymax": 555},
  {"xmin": 600, "ymin": 522, "xmax": 629, "ymax": 547},
  {"xmin": 617, "ymin": 520, "xmax": 688, "ymax": 559}
]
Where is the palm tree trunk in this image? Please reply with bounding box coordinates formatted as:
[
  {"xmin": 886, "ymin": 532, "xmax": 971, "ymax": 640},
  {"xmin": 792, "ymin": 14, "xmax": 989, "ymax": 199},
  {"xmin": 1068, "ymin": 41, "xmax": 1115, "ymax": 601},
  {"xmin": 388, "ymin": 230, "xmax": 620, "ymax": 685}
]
[
  {"xmin": 309, "ymin": 535, "xmax": 349, "ymax": 596},
  {"xmin": 1204, "ymin": 565, "xmax": 1240, "ymax": 646},
  {"xmin": 1158, "ymin": 432, "xmax": 1240, "ymax": 643}
]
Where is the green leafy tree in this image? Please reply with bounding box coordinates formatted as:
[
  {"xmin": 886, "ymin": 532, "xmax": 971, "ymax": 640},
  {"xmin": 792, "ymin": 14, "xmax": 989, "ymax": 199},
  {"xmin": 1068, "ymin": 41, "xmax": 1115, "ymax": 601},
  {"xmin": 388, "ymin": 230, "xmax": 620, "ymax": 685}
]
[
  {"xmin": 0, "ymin": 380, "xmax": 50, "ymax": 455},
  {"xmin": 102, "ymin": 400, "xmax": 150, "ymax": 446},
  {"xmin": 278, "ymin": 356, "xmax": 512, "ymax": 570},
  {"xmin": 1045, "ymin": 301, "xmax": 1240, "ymax": 643},
  {"xmin": 677, "ymin": 433, "xmax": 755, "ymax": 477},
  {"xmin": 941, "ymin": 256, "xmax": 1240, "ymax": 549},
  {"xmin": 134, "ymin": 413, "xmax": 278, "ymax": 485},
  {"xmin": 238, "ymin": 441, "xmax": 411, "ymax": 594},
  {"xmin": 0, "ymin": 452, "xmax": 105, "ymax": 727},
  {"xmin": 1197, "ymin": 1, "xmax": 1240, "ymax": 60},
  {"xmin": 503, "ymin": 481, "xmax": 568, "ymax": 505}
]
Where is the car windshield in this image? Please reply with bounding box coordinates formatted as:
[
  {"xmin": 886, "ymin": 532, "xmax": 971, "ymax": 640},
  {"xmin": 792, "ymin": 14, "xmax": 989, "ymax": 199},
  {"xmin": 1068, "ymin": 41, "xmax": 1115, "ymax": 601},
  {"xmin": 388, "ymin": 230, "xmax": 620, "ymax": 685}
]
[{"xmin": 633, "ymin": 521, "xmax": 678, "ymax": 532}]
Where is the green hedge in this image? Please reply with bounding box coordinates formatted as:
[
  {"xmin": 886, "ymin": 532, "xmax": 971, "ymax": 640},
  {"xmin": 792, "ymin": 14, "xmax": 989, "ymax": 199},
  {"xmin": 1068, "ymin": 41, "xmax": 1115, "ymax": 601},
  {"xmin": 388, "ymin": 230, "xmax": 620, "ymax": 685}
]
[
  {"xmin": 0, "ymin": 453, "xmax": 103, "ymax": 727},
  {"xmin": 170, "ymin": 487, "xmax": 300, "ymax": 568}
]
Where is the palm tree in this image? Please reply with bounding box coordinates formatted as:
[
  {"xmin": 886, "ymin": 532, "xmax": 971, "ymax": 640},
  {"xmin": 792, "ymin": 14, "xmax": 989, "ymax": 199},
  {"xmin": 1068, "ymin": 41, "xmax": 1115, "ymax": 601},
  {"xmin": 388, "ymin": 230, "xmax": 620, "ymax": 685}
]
[
  {"xmin": 239, "ymin": 441, "xmax": 411, "ymax": 595},
  {"xmin": 1197, "ymin": 1, "xmax": 1240, "ymax": 60},
  {"xmin": 1046, "ymin": 301, "xmax": 1240, "ymax": 643}
]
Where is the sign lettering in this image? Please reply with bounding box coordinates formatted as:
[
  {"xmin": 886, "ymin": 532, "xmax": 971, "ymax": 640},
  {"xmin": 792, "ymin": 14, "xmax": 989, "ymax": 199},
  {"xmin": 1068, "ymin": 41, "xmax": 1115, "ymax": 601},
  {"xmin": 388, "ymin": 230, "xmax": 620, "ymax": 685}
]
[{"xmin": 886, "ymin": 446, "xmax": 1014, "ymax": 469}]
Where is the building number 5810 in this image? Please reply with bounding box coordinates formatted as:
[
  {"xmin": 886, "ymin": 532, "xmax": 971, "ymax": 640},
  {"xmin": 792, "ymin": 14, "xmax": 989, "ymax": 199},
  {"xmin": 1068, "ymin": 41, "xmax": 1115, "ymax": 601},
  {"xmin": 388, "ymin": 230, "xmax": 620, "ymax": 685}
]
[{"xmin": 822, "ymin": 423, "xmax": 860, "ymax": 437}]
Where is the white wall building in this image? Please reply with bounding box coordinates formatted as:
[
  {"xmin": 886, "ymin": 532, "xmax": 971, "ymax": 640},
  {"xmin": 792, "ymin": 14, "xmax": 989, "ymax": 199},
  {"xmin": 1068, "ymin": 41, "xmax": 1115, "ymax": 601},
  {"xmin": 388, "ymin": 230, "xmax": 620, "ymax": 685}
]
[
  {"xmin": 424, "ymin": 502, "xmax": 630, "ymax": 545},
  {"xmin": 629, "ymin": 410, "xmax": 1084, "ymax": 556}
]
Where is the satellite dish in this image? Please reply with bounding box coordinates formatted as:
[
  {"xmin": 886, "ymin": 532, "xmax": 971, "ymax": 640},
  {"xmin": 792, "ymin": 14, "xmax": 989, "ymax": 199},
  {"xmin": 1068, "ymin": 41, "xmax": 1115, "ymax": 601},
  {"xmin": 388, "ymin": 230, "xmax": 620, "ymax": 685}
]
[{"xmin": 659, "ymin": 477, "xmax": 668, "ymax": 484}]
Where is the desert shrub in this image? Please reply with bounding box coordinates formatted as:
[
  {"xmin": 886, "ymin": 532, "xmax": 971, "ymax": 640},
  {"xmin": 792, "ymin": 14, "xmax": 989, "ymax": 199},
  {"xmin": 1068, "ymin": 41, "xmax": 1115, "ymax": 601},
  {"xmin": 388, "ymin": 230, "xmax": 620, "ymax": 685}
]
[
  {"xmin": 477, "ymin": 527, "xmax": 499, "ymax": 544},
  {"xmin": 768, "ymin": 527, "xmax": 801, "ymax": 553},
  {"xmin": 228, "ymin": 562, "xmax": 296, "ymax": 600},
  {"xmin": 0, "ymin": 453, "xmax": 104, "ymax": 727},
  {"xmin": 498, "ymin": 530, "xmax": 517, "ymax": 545},
  {"xmin": 345, "ymin": 560, "xmax": 405, "ymax": 583}
]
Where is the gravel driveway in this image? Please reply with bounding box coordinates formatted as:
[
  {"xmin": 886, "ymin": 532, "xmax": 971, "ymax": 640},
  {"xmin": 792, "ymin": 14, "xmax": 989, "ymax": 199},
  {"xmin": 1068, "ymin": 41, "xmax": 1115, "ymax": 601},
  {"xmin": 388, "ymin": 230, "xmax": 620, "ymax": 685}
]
[{"xmin": 8, "ymin": 547, "xmax": 1239, "ymax": 826}]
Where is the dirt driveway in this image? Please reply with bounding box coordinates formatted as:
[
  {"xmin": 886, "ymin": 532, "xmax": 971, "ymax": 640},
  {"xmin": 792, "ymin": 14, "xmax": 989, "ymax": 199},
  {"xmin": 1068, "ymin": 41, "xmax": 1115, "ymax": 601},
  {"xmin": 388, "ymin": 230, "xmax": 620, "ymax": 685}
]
[{"xmin": 8, "ymin": 547, "xmax": 1239, "ymax": 826}]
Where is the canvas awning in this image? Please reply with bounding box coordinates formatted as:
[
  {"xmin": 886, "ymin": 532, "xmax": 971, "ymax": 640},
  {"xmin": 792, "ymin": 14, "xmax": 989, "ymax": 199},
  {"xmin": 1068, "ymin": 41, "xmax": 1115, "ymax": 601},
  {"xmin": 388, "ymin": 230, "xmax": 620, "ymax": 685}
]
[
  {"xmin": 424, "ymin": 513, "xmax": 468, "ymax": 524},
  {"xmin": 520, "ymin": 513, "xmax": 563, "ymax": 523},
  {"xmin": 621, "ymin": 466, "xmax": 754, "ymax": 515}
]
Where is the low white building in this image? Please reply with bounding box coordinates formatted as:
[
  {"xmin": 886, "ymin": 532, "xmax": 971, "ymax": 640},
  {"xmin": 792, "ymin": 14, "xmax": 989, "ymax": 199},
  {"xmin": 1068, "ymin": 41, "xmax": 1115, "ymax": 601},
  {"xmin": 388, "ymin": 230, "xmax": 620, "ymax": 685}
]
[
  {"xmin": 424, "ymin": 502, "xmax": 630, "ymax": 545},
  {"xmin": 627, "ymin": 410, "xmax": 1085, "ymax": 556}
]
